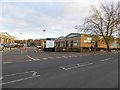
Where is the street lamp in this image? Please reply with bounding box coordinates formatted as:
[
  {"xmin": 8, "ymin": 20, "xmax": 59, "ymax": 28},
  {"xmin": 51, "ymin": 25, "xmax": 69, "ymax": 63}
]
[
  {"xmin": 43, "ymin": 30, "xmax": 45, "ymax": 39},
  {"xmin": 20, "ymin": 32, "xmax": 22, "ymax": 44},
  {"xmin": 42, "ymin": 30, "xmax": 45, "ymax": 50}
]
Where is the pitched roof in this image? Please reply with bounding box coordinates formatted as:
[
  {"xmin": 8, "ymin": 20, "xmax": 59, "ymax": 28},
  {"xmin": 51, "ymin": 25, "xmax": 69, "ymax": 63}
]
[
  {"xmin": 0, "ymin": 32, "xmax": 11, "ymax": 37},
  {"xmin": 56, "ymin": 36, "xmax": 65, "ymax": 40},
  {"xmin": 65, "ymin": 33, "xmax": 81, "ymax": 38}
]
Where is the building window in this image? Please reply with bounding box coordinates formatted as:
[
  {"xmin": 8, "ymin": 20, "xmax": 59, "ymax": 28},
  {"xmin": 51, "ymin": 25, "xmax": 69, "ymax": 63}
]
[
  {"xmin": 60, "ymin": 42, "xmax": 63, "ymax": 47},
  {"xmin": 71, "ymin": 41, "xmax": 73, "ymax": 47},
  {"xmin": 4, "ymin": 38, "xmax": 8, "ymax": 44},
  {"xmin": 9, "ymin": 39, "xmax": 11, "ymax": 43},
  {"xmin": 73, "ymin": 40, "xmax": 79, "ymax": 46},
  {"xmin": 66, "ymin": 41, "xmax": 68, "ymax": 48},
  {"xmin": 63, "ymin": 41, "xmax": 65, "ymax": 47},
  {"xmin": 58, "ymin": 42, "xmax": 60, "ymax": 48},
  {"xmin": 68, "ymin": 41, "xmax": 71, "ymax": 48}
]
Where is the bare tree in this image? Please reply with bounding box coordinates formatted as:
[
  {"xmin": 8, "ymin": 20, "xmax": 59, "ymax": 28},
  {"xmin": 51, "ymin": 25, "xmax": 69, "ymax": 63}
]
[{"xmin": 79, "ymin": 2, "xmax": 119, "ymax": 52}]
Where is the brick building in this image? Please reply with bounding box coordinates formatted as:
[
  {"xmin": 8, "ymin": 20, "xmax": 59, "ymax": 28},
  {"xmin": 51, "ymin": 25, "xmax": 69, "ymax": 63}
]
[
  {"xmin": 0, "ymin": 32, "xmax": 15, "ymax": 44},
  {"xmin": 55, "ymin": 33, "xmax": 107, "ymax": 52}
]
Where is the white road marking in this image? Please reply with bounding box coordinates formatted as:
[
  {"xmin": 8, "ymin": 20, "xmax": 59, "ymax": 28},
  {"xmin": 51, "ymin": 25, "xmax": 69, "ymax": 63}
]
[
  {"xmin": 56, "ymin": 57, "xmax": 62, "ymax": 59},
  {"xmin": 62, "ymin": 63, "xmax": 79, "ymax": 68},
  {"xmin": 32, "ymin": 71, "xmax": 37, "ymax": 77},
  {"xmin": 33, "ymin": 58, "xmax": 40, "ymax": 60},
  {"xmin": 0, "ymin": 71, "xmax": 40, "ymax": 85},
  {"xmin": 61, "ymin": 67, "xmax": 67, "ymax": 70},
  {"xmin": 61, "ymin": 56, "xmax": 68, "ymax": 58},
  {"xmin": 0, "ymin": 75, "xmax": 40, "ymax": 85},
  {"xmin": 61, "ymin": 62, "xmax": 93, "ymax": 70},
  {"xmin": 26, "ymin": 55, "xmax": 40, "ymax": 61},
  {"xmin": 68, "ymin": 56, "xmax": 72, "ymax": 57},
  {"xmin": 3, "ymin": 71, "xmax": 35, "ymax": 77},
  {"xmin": 48, "ymin": 57, "xmax": 54, "ymax": 59},
  {"xmin": 42, "ymin": 58, "xmax": 48, "ymax": 60},
  {"xmin": 100, "ymin": 58, "xmax": 112, "ymax": 61},
  {"xmin": 26, "ymin": 60, "xmax": 32, "ymax": 61},
  {"xmin": 3, "ymin": 62, "xmax": 12, "ymax": 64}
]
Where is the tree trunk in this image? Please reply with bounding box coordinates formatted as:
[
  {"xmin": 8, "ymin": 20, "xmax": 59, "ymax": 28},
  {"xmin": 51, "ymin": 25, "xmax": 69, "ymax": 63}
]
[{"xmin": 105, "ymin": 40, "xmax": 111, "ymax": 52}]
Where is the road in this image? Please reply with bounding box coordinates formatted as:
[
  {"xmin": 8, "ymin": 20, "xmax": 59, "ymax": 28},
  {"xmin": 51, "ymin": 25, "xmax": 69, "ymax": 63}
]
[{"xmin": 1, "ymin": 47, "xmax": 118, "ymax": 88}]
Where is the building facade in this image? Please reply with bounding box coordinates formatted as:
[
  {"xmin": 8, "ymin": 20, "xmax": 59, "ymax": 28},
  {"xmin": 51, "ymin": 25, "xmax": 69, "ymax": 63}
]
[
  {"xmin": 55, "ymin": 33, "xmax": 113, "ymax": 52},
  {"xmin": 0, "ymin": 32, "xmax": 15, "ymax": 44}
]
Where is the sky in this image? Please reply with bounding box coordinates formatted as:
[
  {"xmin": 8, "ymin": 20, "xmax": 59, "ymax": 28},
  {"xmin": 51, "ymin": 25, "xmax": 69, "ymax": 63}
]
[{"xmin": 0, "ymin": 0, "xmax": 119, "ymax": 40}]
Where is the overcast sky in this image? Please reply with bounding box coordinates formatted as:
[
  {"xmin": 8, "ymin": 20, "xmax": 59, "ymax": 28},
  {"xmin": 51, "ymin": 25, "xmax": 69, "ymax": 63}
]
[{"xmin": 0, "ymin": 0, "xmax": 119, "ymax": 40}]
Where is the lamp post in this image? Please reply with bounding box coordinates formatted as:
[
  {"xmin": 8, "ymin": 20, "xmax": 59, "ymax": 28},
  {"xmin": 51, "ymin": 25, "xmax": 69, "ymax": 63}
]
[
  {"xmin": 42, "ymin": 30, "xmax": 45, "ymax": 51},
  {"xmin": 20, "ymin": 32, "xmax": 22, "ymax": 44},
  {"xmin": 43, "ymin": 30, "xmax": 45, "ymax": 39}
]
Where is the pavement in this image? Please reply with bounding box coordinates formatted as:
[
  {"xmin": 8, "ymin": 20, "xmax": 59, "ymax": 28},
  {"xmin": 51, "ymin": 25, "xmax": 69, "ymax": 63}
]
[{"xmin": 0, "ymin": 47, "xmax": 119, "ymax": 88}]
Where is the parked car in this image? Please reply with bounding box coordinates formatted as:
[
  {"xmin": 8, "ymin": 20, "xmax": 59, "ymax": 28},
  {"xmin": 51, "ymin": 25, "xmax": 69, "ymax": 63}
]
[
  {"xmin": 0, "ymin": 44, "xmax": 4, "ymax": 51},
  {"xmin": 36, "ymin": 45, "xmax": 41, "ymax": 49},
  {"xmin": 10, "ymin": 44, "xmax": 15, "ymax": 48},
  {"xmin": 4, "ymin": 44, "xmax": 10, "ymax": 48},
  {"xmin": 17, "ymin": 44, "xmax": 24, "ymax": 47}
]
